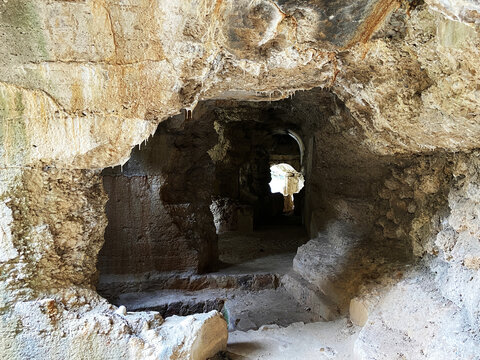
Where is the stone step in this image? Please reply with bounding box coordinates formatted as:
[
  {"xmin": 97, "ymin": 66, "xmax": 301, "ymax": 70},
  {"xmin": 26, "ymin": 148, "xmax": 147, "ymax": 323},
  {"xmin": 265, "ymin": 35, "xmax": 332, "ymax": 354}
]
[
  {"xmin": 281, "ymin": 271, "xmax": 340, "ymax": 321},
  {"xmin": 117, "ymin": 289, "xmax": 227, "ymax": 318},
  {"xmin": 98, "ymin": 271, "xmax": 281, "ymax": 300},
  {"xmin": 114, "ymin": 287, "xmax": 319, "ymax": 332}
]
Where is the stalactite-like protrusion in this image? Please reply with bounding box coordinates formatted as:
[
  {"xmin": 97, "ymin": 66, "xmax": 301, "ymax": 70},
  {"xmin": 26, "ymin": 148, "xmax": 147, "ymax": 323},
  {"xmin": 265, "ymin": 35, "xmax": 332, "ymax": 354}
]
[{"xmin": 184, "ymin": 109, "xmax": 193, "ymax": 121}]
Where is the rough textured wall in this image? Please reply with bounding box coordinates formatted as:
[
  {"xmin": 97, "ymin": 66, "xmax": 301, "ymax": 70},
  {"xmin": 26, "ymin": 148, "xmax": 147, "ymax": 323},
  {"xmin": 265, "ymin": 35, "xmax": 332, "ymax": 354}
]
[
  {"xmin": 0, "ymin": 0, "xmax": 398, "ymax": 169},
  {"xmin": 3, "ymin": 1, "xmax": 480, "ymax": 170},
  {"xmin": 432, "ymin": 152, "xmax": 480, "ymax": 329},
  {"xmin": 1, "ymin": 0, "xmax": 480, "ymax": 358},
  {"xmin": 376, "ymin": 154, "xmax": 453, "ymax": 257},
  {"xmin": 0, "ymin": 168, "xmax": 223, "ymax": 359},
  {"xmin": 333, "ymin": 8, "xmax": 480, "ymax": 154},
  {"xmin": 349, "ymin": 152, "xmax": 480, "ymax": 359},
  {"xmin": 99, "ymin": 109, "xmax": 218, "ymax": 278},
  {"xmin": 0, "ymin": 168, "xmax": 107, "ymax": 302},
  {"xmin": 425, "ymin": 0, "xmax": 480, "ymax": 24}
]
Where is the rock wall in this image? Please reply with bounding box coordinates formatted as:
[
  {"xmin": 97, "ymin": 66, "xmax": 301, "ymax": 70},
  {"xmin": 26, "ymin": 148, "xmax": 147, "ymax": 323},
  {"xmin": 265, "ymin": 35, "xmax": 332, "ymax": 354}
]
[
  {"xmin": 99, "ymin": 109, "xmax": 219, "ymax": 279},
  {"xmin": 0, "ymin": 168, "xmax": 107, "ymax": 303},
  {"xmin": 3, "ymin": 2, "xmax": 479, "ymax": 170},
  {"xmin": 431, "ymin": 153, "xmax": 480, "ymax": 330},
  {"xmin": 377, "ymin": 154, "xmax": 453, "ymax": 257},
  {"xmin": 1, "ymin": 0, "xmax": 480, "ymax": 358},
  {"xmin": 0, "ymin": 168, "xmax": 222, "ymax": 359},
  {"xmin": 290, "ymin": 138, "xmax": 480, "ymax": 357}
]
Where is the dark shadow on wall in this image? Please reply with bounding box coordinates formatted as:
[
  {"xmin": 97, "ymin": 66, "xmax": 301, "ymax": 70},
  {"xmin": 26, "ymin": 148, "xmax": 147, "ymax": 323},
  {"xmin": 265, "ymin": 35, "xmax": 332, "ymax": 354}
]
[
  {"xmin": 98, "ymin": 111, "xmax": 219, "ymax": 281},
  {"xmin": 211, "ymin": 108, "xmax": 306, "ymax": 230}
]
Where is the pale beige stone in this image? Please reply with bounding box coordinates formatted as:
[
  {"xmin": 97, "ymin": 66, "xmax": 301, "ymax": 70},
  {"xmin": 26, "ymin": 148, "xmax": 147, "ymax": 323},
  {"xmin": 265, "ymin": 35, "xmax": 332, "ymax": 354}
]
[
  {"xmin": 349, "ymin": 297, "xmax": 369, "ymax": 327},
  {"xmin": 1, "ymin": 1, "xmax": 480, "ymax": 359}
]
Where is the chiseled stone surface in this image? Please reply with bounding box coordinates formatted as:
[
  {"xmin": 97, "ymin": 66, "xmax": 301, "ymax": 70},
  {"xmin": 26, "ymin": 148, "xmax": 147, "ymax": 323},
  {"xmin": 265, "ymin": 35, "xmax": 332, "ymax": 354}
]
[{"xmin": 99, "ymin": 109, "xmax": 218, "ymax": 276}]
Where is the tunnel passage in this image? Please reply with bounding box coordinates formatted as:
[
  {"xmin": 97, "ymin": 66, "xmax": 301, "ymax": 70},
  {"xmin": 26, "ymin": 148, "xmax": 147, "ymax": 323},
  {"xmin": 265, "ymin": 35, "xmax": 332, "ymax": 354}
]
[
  {"xmin": 210, "ymin": 116, "xmax": 307, "ymax": 231},
  {"xmin": 97, "ymin": 88, "xmax": 418, "ymax": 330},
  {"xmin": 3, "ymin": 2, "xmax": 480, "ymax": 358}
]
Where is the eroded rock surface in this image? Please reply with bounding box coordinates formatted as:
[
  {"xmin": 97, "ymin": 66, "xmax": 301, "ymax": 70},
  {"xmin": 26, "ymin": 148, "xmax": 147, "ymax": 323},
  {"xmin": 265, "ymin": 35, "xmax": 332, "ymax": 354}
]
[
  {"xmin": 1, "ymin": 288, "xmax": 227, "ymax": 360},
  {"xmin": 1, "ymin": 1, "xmax": 480, "ymax": 167},
  {"xmin": 1, "ymin": 0, "xmax": 480, "ymax": 359}
]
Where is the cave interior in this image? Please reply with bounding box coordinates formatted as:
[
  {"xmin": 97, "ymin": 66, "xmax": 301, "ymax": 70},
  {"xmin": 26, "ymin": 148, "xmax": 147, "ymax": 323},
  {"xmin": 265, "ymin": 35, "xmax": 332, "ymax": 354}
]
[
  {"xmin": 97, "ymin": 89, "xmax": 417, "ymax": 333},
  {"xmin": 2, "ymin": 1, "xmax": 480, "ymax": 358}
]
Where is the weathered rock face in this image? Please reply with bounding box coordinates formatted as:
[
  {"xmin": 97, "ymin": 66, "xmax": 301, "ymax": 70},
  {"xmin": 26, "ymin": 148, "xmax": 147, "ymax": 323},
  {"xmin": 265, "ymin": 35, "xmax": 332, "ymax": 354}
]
[
  {"xmin": 1, "ymin": 0, "xmax": 480, "ymax": 358},
  {"xmin": 0, "ymin": 0, "xmax": 391, "ymax": 168},
  {"xmin": 425, "ymin": 0, "xmax": 480, "ymax": 24},
  {"xmin": 335, "ymin": 9, "xmax": 480, "ymax": 154},
  {"xmin": 99, "ymin": 110, "xmax": 218, "ymax": 278},
  {"xmin": 2, "ymin": 1, "xmax": 479, "ymax": 168},
  {"xmin": 0, "ymin": 168, "xmax": 107, "ymax": 300},
  {"xmin": 210, "ymin": 198, "xmax": 255, "ymax": 234},
  {"xmin": 430, "ymin": 153, "xmax": 480, "ymax": 330},
  {"xmin": 0, "ymin": 1, "xmax": 479, "ymax": 168}
]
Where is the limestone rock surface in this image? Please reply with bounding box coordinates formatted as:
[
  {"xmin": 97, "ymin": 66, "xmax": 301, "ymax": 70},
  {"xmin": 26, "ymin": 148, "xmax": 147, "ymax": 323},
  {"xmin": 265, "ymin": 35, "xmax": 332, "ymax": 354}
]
[
  {"xmin": 354, "ymin": 269, "xmax": 480, "ymax": 360},
  {"xmin": 1, "ymin": 1, "xmax": 480, "ymax": 169},
  {"xmin": 1, "ymin": 288, "xmax": 227, "ymax": 360},
  {"xmin": 1, "ymin": 0, "xmax": 480, "ymax": 359}
]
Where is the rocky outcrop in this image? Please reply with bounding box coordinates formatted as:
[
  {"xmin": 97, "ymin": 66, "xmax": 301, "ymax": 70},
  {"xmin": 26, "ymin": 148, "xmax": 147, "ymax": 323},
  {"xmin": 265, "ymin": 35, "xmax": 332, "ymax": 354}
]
[{"xmin": 1, "ymin": 290, "xmax": 227, "ymax": 360}]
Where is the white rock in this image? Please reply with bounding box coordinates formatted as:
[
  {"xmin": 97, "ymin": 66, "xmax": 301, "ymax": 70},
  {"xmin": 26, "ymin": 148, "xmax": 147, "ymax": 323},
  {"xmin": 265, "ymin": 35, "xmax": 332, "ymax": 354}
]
[{"xmin": 115, "ymin": 305, "xmax": 127, "ymax": 316}]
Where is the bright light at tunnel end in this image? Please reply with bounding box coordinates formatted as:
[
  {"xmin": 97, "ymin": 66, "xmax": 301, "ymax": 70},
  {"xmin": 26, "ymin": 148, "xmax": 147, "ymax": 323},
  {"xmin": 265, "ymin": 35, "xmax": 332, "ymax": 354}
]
[{"xmin": 269, "ymin": 163, "xmax": 305, "ymax": 196}]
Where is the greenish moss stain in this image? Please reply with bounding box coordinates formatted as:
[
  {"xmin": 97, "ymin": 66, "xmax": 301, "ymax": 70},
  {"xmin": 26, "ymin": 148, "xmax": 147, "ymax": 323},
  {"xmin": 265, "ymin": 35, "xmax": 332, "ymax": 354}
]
[
  {"xmin": 0, "ymin": 91, "xmax": 9, "ymax": 163},
  {"xmin": 14, "ymin": 92, "xmax": 25, "ymax": 114},
  {"xmin": 0, "ymin": 91, "xmax": 29, "ymax": 166},
  {"xmin": 0, "ymin": 0, "xmax": 49, "ymax": 60}
]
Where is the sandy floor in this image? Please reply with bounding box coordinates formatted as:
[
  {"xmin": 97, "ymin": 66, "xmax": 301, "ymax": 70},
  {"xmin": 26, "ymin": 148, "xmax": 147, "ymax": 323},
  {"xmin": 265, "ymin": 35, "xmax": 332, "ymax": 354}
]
[{"xmin": 212, "ymin": 317, "xmax": 360, "ymax": 360}]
